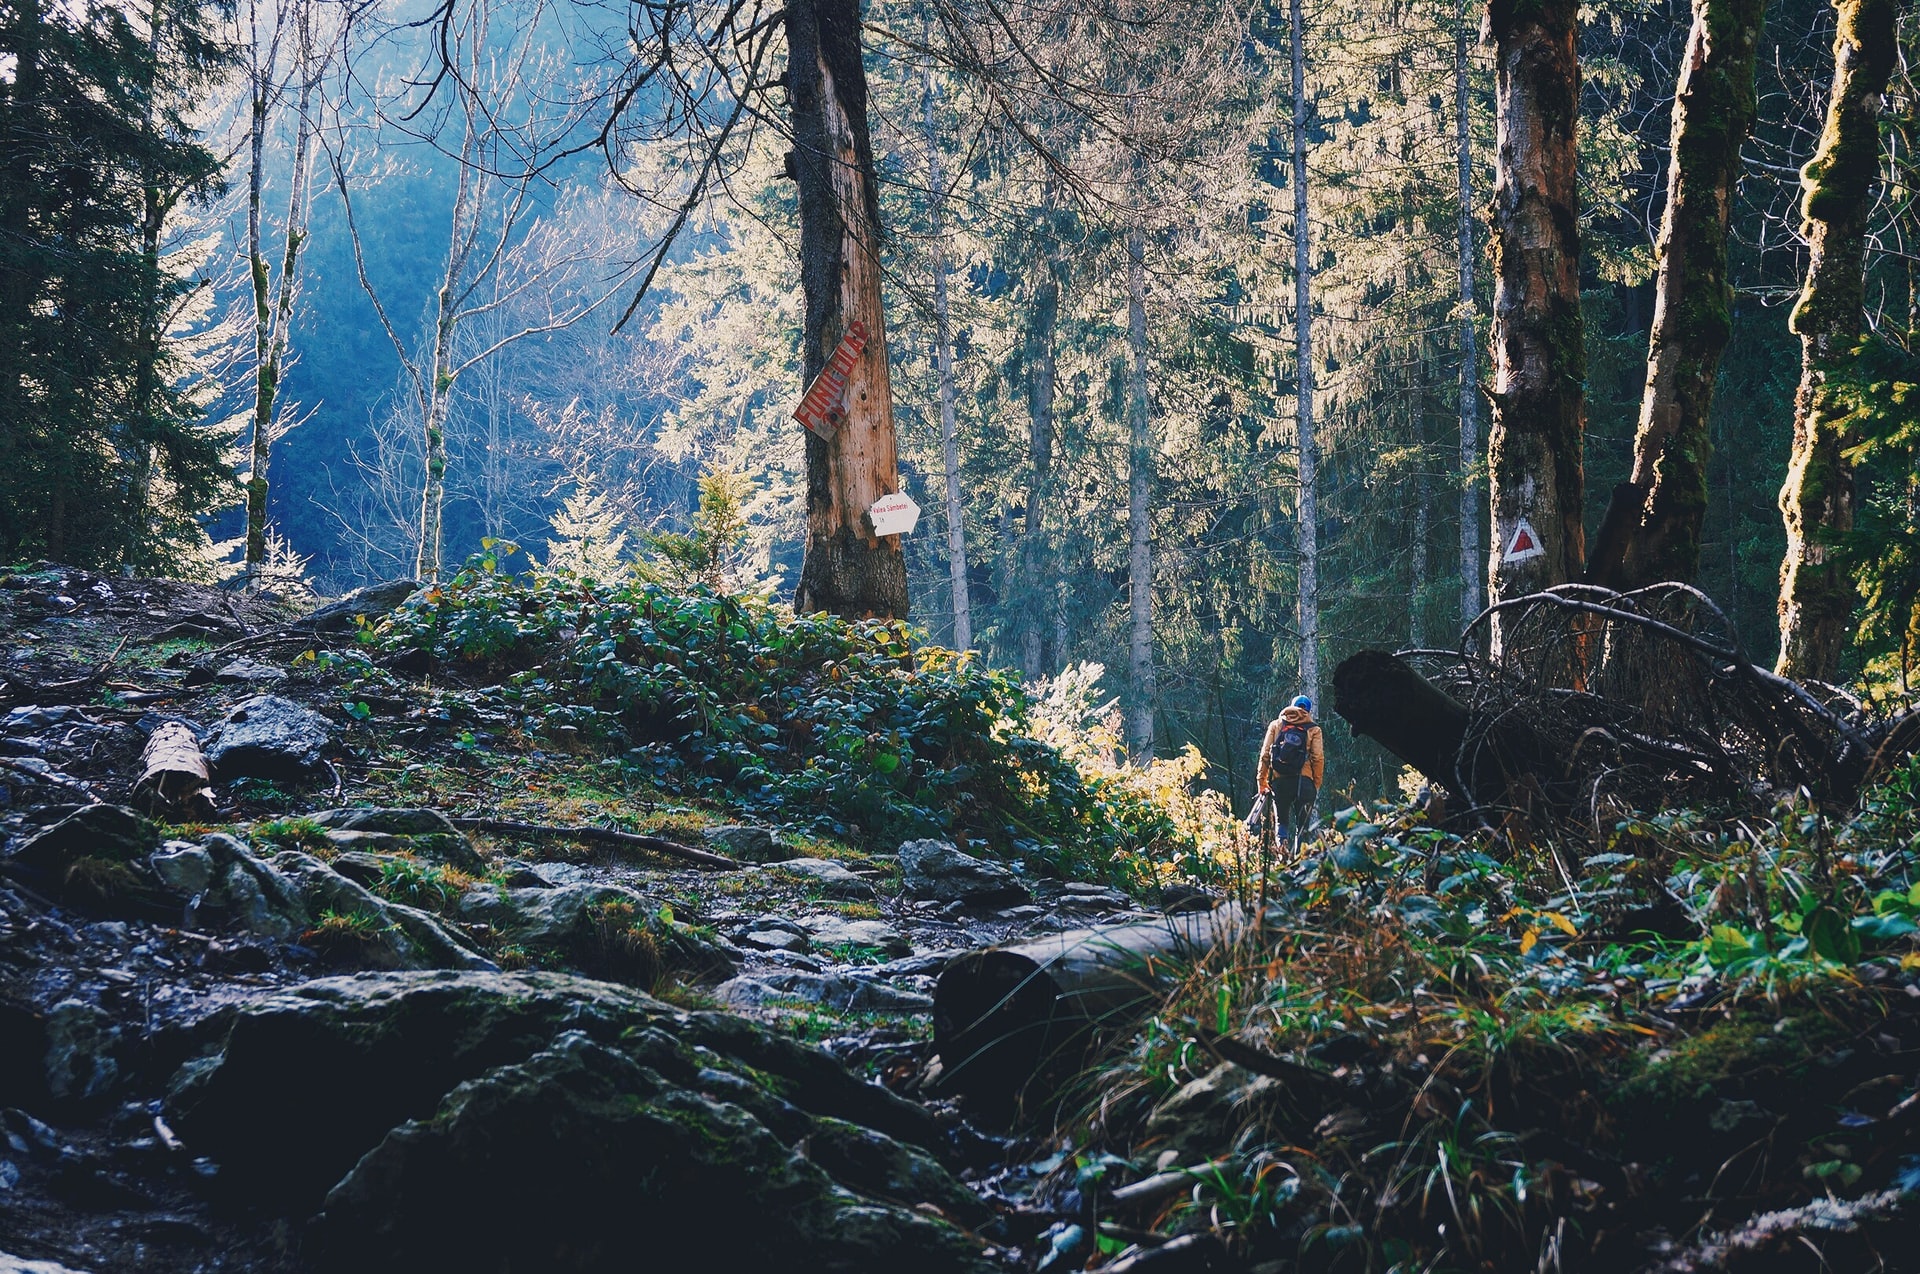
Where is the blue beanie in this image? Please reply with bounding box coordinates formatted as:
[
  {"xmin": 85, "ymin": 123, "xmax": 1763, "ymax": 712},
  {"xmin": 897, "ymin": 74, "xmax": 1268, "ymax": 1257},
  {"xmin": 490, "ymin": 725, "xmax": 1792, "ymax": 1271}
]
[{"xmin": 1292, "ymin": 695, "xmax": 1312, "ymax": 711}]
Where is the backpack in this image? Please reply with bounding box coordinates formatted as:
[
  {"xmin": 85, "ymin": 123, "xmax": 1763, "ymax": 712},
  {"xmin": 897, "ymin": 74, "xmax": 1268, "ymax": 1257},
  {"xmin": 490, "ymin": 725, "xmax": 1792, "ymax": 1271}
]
[{"xmin": 1268, "ymin": 722, "xmax": 1310, "ymax": 779}]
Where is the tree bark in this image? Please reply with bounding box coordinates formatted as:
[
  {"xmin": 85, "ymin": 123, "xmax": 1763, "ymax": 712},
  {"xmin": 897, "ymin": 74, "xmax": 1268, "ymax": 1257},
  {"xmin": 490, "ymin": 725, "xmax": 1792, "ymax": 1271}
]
[
  {"xmin": 1291, "ymin": 0, "xmax": 1319, "ymax": 704},
  {"xmin": 1776, "ymin": 0, "xmax": 1896, "ymax": 681},
  {"xmin": 1021, "ymin": 189, "xmax": 1061, "ymax": 681},
  {"xmin": 790, "ymin": 0, "xmax": 907, "ymax": 620},
  {"xmin": 923, "ymin": 67, "xmax": 970, "ymax": 650},
  {"xmin": 1484, "ymin": 0, "xmax": 1585, "ymax": 647},
  {"xmin": 1411, "ymin": 360, "xmax": 1430, "ymax": 648},
  {"xmin": 124, "ymin": 0, "xmax": 167, "ymax": 569},
  {"xmin": 1588, "ymin": 0, "xmax": 1766, "ymax": 593},
  {"xmin": 1456, "ymin": 4, "xmax": 1483, "ymax": 633},
  {"xmin": 1126, "ymin": 210, "xmax": 1156, "ymax": 757},
  {"xmin": 246, "ymin": 0, "xmax": 319, "ymax": 576}
]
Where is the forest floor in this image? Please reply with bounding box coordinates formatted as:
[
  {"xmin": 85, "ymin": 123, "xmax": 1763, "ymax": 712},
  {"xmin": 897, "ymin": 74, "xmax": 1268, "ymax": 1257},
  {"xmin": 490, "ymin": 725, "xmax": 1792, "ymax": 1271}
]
[{"xmin": 2, "ymin": 563, "xmax": 1919, "ymax": 1272}]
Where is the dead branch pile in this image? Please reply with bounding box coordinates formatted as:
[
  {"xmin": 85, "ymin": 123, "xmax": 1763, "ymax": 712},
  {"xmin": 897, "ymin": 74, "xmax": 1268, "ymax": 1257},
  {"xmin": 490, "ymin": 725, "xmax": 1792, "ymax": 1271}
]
[{"xmin": 1334, "ymin": 584, "xmax": 1920, "ymax": 823}]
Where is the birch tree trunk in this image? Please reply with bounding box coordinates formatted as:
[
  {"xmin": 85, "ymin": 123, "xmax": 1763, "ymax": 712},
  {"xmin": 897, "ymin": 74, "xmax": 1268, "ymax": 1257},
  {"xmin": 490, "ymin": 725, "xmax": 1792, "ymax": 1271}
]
[
  {"xmin": 923, "ymin": 68, "xmax": 970, "ymax": 649},
  {"xmin": 1587, "ymin": 0, "xmax": 1766, "ymax": 592},
  {"xmin": 790, "ymin": 0, "xmax": 908, "ymax": 620},
  {"xmin": 1776, "ymin": 0, "xmax": 1896, "ymax": 680},
  {"xmin": 415, "ymin": 144, "xmax": 479, "ymax": 582},
  {"xmin": 1126, "ymin": 211, "xmax": 1156, "ymax": 758},
  {"xmin": 1455, "ymin": 4, "xmax": 1482, "ymax": 632},
  {"xmin": 245, "ymin": 0, "xmax": 319, "ymax": 575},
  {"xmin": 1484, "ymin": 0, "xmax": 1585, "ymax": 647},
  {"xmin": 1291, "ymin": 0, "xmax": 1319, "ymax": 704}
]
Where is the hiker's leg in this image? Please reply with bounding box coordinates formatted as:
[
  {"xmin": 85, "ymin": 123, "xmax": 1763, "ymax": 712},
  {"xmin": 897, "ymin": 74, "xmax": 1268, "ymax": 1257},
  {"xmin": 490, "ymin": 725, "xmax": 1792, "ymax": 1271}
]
[{"xmin": 1295, "ymin": 776, "xmax": 1318, "ymax": 834}]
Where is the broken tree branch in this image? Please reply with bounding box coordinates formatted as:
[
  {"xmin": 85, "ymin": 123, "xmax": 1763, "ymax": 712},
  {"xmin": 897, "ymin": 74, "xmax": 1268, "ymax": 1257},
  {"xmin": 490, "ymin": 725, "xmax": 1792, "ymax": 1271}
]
[{"xmin": 450, "ymin": 818, "xmax": 742, "ymax": 870}]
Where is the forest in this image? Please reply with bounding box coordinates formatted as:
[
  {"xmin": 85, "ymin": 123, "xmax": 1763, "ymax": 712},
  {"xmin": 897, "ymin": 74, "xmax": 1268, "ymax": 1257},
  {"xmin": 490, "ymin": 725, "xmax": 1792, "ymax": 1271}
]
[
  {"xmin": 3, "ymin": 0, "xmax": 1920, "ymax": 1269},
  {"xmin": 4, "ymin": 0, "xmax": 1912, "ymax": 799}
]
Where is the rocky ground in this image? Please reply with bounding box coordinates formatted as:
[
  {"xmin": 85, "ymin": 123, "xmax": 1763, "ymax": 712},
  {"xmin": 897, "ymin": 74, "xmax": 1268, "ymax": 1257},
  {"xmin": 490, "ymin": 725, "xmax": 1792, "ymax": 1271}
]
[{"xmin": 0, "ymin": 566, "xmax": 1199, "ymax": 1273}]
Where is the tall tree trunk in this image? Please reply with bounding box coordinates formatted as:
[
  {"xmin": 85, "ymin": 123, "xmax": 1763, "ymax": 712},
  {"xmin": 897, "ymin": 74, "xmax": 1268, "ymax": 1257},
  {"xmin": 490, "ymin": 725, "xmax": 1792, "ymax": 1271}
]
[
  {"xmin": 1776, "ymin": 0, "xmax": 1896, "ymax": 680},
  {"xmin": 415, "ymin": 149, "xmax": 476, "ymax": 583},
  {"xmin": 1484, "ymin": 0, "xmax": 1585, "ymax": 646},
  {"xmin": 1291, "ymin": 0, "xmax": 1319, "ymax": 704},
  {"xmin": 1021, "ymin": 189, "xmax": 1061, "ymax": 681},
  {"xmin": 1588, "ymin": 0, "xmax": 1766, "ymax": 592},
  {"xmin": 1455, "ymin": 3, "xmax": 1482, "ymax": 633},
  {"xmin": 124, "ymin": 0, "xmax": 166, "ymax": 569},
  {"xmin": 923, "ymin": 67, "xmax": 970, "ymax": 649},
  {"xmin": 790, "ymin": 0, "xmax": 907, "ymax": 620},
  {"xmin": 246, "ymin": 0, "xmax": 318, "ymax": 576},
  {"xmin": 1411, "ymin": 358, "xmax": 1430, "ymax": 648},
  {"xmin": 1126, "ymin": 211, "xmax": 1155, "ymax": 758}
]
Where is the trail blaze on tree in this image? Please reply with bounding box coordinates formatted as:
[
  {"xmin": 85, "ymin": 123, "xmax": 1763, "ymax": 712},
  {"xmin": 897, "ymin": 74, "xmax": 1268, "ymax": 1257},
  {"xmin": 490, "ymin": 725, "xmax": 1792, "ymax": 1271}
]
[
  {"xmin": 1588, "ymin": 0, "xmax": 1766, "ymax": 593},
  {"xmin": 790, "ymin": 0, "xmax": 908, "ymax": 621},
  {"xmin": 1776, "ymin": 0, "xmax": 1896, "ymax": 682},
  {"xmin": 1484, "ymin": 0, "xmax": 1585, "ymax": 644}
]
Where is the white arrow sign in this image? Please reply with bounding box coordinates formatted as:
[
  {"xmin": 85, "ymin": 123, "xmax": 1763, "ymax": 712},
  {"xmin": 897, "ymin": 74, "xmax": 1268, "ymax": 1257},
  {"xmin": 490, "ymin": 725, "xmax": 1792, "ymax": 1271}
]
[{"xmin": 868, "ymin": 492, "xmax": 920, "ymax": 538}]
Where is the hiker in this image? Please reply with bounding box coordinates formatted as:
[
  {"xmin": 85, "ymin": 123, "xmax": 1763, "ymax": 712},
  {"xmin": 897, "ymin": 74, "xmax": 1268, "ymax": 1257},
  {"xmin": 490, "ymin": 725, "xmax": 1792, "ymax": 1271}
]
[{"xmin": 1257, "ymin": 694, "xmax": 1324, "ymax": 845}]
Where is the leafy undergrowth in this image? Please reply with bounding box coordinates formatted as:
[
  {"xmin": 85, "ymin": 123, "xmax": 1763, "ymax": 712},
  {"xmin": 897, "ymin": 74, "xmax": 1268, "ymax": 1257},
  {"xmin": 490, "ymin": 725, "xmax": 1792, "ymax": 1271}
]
[
  {"xmin": 326, "ymin": 553, "xmax": 1229, "ymax": 886},
  {"xmin": 1043, "ymin": 764, "xmax": 1920, "ymax": 1270}
]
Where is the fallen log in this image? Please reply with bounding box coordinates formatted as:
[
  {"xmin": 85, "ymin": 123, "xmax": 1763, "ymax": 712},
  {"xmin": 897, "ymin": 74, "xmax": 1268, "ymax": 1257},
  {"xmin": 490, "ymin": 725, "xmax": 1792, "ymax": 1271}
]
[
  {"xmin": 204, "ymin": 578, "xmax": 421, "ymax": 659},
  {"xmin": 931, "ymin": 906, "xmax": 1243, "ymax": 1109},
  {"xmin": 450, "ymin": 817, "xmax": 742, "ymax": 870},
  {"xmin": 1334, "ymin": 585, "xmax": 1920, "ymax": 821},
  {"xmin": 133, "ymin": 722, "xmax": 216, "ymax": 818}
]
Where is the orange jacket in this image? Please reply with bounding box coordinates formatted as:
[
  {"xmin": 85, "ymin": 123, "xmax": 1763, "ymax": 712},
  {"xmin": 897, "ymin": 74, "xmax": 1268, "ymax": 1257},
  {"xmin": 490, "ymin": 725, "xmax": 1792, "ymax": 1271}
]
[{"xmin": 1258, "ymin": 706, "xmax": 1324, "ymax": 790}]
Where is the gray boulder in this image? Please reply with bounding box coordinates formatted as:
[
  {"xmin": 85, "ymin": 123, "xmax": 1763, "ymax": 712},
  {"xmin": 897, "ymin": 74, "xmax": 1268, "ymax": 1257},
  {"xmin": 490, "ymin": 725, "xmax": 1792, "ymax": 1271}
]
[
  {"xmin": 797, "ymin": 914, "xmax": 910, "ymax": 956},
  {"xmin": 307, "ymin": 808, "xmax": 485, "ymax": 874},
  {"xmin": 44, "ymin": 999, "xmax": 118, "ymax": 1103},
  {"xmin": 898, "ymin": 840, "xmax": 1030, "ymax": 907},
  {"xmin": 149, "ymin": 842, "xmax": 215, "ymax": 896},
  {"xmin": 271, "ymin": 851, "xmax": 494, "ymax": 972},
  {"xmin": 716, "ymin": 973, "xmax": 933, "ymax": 1014},
  {"xmin": 701, "ymin": 825, "xmax": 785, "ymax": 863},
  {"xmin": 8, "ymin": 805, "xmax": 156, "ymax": 876},
  {"xmin": 207, "ymin": 695, "xmax": 335, "ymax": 783},
  {"xmin": 168, "ymin": 970, "xmax": 971, "ymax": 1271},
  {"xmin": 288, "ymin": 578, "xmax": 420, "ymax": 634},
  {"xmin": 768, "ymin": 857, "xmax": 875, "ymax": 898},
  {"xmin": 459, "ymin": 883, "xmax": 736, "ymax": 985},
  {"xmin": 311, "ymin": 1030, "xmax": 992, "ymax": 1272},
  {"xmin": 214, "ymin": 656, "xmax": 287, "ymax": 686}
]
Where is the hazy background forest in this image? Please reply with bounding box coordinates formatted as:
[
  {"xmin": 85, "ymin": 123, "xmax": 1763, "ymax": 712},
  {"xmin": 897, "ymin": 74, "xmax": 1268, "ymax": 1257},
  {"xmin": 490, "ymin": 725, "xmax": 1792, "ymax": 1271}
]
[{"xmin": 2, "ymin": 0, "xmax": 1914, "ymax": 806}]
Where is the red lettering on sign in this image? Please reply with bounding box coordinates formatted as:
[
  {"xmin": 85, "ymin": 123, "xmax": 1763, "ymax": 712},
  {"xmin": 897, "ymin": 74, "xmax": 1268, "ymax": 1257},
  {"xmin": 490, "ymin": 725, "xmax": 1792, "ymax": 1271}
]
[{"xmin": 793, "ymin": 320, "xmax": 870, "ymax": 439}]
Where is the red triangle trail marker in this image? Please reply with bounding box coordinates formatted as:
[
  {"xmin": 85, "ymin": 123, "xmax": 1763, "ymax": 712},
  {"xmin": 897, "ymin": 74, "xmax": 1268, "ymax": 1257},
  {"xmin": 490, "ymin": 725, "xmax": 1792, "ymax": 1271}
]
[{"xmin": 1502, "ymin": 518, "xmax": 1545, "ymax": 563}]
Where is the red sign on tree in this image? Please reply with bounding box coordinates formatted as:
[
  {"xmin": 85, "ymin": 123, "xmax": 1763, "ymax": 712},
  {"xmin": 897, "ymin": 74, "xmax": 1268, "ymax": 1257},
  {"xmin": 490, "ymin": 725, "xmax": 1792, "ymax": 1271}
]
[{"xmin": 792, "ymin": 320, "xmax": 870, "ymax": 440}]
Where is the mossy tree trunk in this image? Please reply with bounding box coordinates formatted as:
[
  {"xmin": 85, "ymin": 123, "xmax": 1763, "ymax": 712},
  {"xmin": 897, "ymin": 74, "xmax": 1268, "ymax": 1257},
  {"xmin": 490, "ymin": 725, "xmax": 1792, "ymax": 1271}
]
[
  {"xmin": 1588, "ymin": 0, "xmax": 1766, "ymax": 593},
  {"xmin": 1484, "ymin": 0, "xmax": 1585, "ymax": 648},
  {"xmin": 790, "ymin": 0, "xmax": 908, "ymax": 620},
  {"xmin": 1455, "ymin": 0, "xmax": 1483, "ymax": 634},
  {"xmin": 1776, "ymin": 0, "xmax": 1896, "ymax": 681}
]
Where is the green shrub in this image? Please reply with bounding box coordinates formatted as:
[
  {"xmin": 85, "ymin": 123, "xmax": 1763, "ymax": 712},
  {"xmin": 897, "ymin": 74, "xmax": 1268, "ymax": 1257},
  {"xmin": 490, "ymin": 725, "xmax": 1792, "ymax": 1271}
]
[{"xmin": 363, "ymin": 553, "xmax": 1216, "ymax": 881}]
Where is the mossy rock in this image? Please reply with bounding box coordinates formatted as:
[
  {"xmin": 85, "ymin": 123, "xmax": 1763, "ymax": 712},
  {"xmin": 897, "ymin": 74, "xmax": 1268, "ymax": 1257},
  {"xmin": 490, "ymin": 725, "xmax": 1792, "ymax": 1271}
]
[
  {"xmin": 313, "ymin": 1032, "xmax": 996, "ymax": 1273},
  {"xmin": 169, "ymin": 971, "xmax": 990, "ymax": 1272}
]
